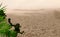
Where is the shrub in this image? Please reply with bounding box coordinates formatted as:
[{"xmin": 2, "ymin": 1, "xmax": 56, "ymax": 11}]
[
  {"xmin": 0, "ymin": 3, "xmax": 6, "ymax": 21},
  {"xmin": 0, "ymin": 3, "xmax": 17, "ymax": 37}
]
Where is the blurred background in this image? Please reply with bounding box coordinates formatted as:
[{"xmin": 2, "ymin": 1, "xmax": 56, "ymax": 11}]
[
  {"xmin": 0, "ymin": 0, "xmax": 60, "ymax": 10},
  {"xmin": 1, "ymin": 0, "xmax": 60, "ymax": 37}
]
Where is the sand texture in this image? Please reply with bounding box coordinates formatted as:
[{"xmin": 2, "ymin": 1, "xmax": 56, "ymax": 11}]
[{"xmin": 6, "ymin": 9, "xmax": 60, "ymax": 37}]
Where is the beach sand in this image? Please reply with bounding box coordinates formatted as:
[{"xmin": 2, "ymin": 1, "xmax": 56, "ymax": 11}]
[{"xmin": 6, "ymin": 9, "xmax": 60, "ymax": 37}]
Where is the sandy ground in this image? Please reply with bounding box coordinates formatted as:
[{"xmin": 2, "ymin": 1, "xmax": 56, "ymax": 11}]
[{"xmin": 6, "ymin": 9, "xmax": 60, "ymax": 37}]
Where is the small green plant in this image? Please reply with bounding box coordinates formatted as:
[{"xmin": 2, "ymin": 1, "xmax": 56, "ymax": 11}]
[
  {"xmin": 0, "ymin": 3, "xmax": 24, "ymax": 37},
  {"xmin": 0, "ymin": 3, "xmax": 17, "ymax": 37},
  {"xmin": 0, "ymin": 3, "xmax": 6, "ymax": 21}
]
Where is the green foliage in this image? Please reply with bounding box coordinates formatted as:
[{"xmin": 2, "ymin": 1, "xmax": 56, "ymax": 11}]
[
  {"xmin": 0, "ymin": 20, "xmax": 17, "ymax": 37},
  {"xmin": 0, "ymin": 3, "xmax": 6, "ymax": 12},
  {"xmin": 0, "ymin": 10, "xmax": 6, "ymax": 16},
  {"xmin": 0, "ymin": 20, "xmax": 10, "ymax": 33},
  {"xmin": 7, "ymin": 30, "xmax": 17, "ymax": 37},
  {"xmin": 0, "ymin": 3, "xmax": 17, "ymax": 37},
  {"xmin": 0, "ymin": 3, "xmax": 6, "ymax": 21},
  {"xmin": 0, "ymin": 16, "xmax": 5, "ymax": 22}
]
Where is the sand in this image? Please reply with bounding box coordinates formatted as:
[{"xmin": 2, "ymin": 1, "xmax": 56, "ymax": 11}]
[{"xmin": 6, "ymin": 9, "xmax": 60, "ymax": 37}]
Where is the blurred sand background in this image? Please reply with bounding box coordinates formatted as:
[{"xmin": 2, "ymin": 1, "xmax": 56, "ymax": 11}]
[
  {"xmin": 1, "ymin": 0, "xmax": 60, "ymax": 37},
  {"xmin": 6, "ymin": 9, "xmax": 60, "ymax": 37}
]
